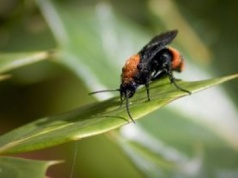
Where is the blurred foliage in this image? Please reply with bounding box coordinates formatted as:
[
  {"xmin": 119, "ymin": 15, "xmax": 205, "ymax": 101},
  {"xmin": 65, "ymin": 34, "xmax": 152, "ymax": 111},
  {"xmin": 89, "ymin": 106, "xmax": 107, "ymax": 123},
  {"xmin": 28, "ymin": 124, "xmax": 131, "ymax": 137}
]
[
  {"xmin": 0, "ymin": 0, "xmax": 238, "ymax": 178},
  {"xmin": 0, "ymin": 157, "xmax": 61, "ymax": 178}
]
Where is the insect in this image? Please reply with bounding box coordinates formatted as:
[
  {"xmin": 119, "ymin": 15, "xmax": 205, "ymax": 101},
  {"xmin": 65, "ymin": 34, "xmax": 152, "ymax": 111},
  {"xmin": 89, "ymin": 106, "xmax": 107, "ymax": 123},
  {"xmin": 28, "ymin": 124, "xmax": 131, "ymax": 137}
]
[{"xmin": 90, "ymin": 30, "xmax": 191, "ymax": 123}]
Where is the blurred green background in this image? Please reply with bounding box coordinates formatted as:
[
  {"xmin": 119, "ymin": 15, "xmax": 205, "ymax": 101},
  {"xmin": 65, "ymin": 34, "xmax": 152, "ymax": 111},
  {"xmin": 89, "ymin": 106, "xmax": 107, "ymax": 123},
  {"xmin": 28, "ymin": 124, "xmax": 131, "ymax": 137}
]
[{"xmin": 0, "ymin": 0, "xmax": 238, "ymax": 178}]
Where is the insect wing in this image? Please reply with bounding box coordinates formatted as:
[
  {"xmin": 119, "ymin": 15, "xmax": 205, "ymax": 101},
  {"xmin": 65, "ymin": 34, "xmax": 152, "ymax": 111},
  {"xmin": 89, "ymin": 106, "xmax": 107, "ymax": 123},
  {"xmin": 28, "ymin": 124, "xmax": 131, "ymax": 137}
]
[{"xmin": 139, "ymin": 30, "xmax": 178, "ymax": 64}]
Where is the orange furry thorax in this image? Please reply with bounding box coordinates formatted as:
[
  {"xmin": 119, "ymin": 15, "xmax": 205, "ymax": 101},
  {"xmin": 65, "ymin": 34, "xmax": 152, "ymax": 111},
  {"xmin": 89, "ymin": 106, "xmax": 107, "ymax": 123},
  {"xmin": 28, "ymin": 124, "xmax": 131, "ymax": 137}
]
[{"xmin": 121, "ymin": 54, "xmax": 140, "ymax": 83}]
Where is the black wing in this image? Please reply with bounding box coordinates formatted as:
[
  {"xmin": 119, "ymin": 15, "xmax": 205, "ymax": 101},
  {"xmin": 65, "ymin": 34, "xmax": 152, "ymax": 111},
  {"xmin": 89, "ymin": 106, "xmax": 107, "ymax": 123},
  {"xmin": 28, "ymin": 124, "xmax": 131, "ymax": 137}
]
[{"xmin": 139, "ymin": 30, "xmax": 178, "ymax": 64}]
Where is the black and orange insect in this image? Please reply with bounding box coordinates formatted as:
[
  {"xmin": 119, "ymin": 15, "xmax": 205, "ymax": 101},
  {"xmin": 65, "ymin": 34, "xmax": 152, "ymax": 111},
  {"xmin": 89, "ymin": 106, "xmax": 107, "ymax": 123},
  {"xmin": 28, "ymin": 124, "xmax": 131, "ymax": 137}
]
[{"xmin": 90, "ymin": 30, "xmax": 190, "ymax": 123}]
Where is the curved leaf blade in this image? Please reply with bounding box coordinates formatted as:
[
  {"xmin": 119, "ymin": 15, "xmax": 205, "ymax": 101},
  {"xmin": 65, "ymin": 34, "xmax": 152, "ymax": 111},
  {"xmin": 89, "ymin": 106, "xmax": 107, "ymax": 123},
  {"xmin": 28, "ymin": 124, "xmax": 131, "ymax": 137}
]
[
  {"xmin": 0, "ymin": 157, "xmax": 62, "ymax": 178},
  {"xmin": 0, "ymin": 74, "xmax": 237, "ymax": 154}
]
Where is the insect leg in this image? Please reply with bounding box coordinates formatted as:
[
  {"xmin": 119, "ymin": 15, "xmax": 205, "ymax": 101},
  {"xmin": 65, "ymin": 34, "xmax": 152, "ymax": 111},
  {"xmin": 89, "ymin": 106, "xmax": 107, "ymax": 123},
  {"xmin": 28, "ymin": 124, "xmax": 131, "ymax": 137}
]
[
  {"xmin": 145, "ymin": 83, "xmax": 151, "ymax": 101},
  {"xmin": 167, "ymin": 70, "xmax": 191, "ymax": 94}
]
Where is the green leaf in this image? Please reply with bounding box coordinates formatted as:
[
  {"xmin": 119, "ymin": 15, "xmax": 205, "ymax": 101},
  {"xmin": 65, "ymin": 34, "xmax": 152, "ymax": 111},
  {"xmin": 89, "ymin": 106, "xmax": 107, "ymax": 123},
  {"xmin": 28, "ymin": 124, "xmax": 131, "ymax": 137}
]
[
  {"xmin": 0, "ymin": 74, "xmax": 237, "ymax": 155},
  {"xmin": 0, "ymin": 157, "xmax": 62, "ymax": 178},
  {"xmin": 114, "ymin": 133, "xmax": 188, "ymax": 178},
  {"xmin": 0, "ymin": 51, "xmax": 54, "ymax": 74}
]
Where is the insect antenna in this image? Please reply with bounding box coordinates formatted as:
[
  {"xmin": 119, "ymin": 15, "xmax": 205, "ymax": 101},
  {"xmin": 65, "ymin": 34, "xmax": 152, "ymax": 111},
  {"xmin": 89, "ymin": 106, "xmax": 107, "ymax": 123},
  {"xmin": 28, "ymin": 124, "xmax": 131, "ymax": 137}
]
[
  {"xmin": 125, "ymin": 92, "xmax": 135, "ymax": 123},
  {"xmin": 89, "ymin": 89, "xmax": 136, "ymax": 123},
  {"xmin": 89, "ymin": 89, "xmax": 120, "ymax": 95}
]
